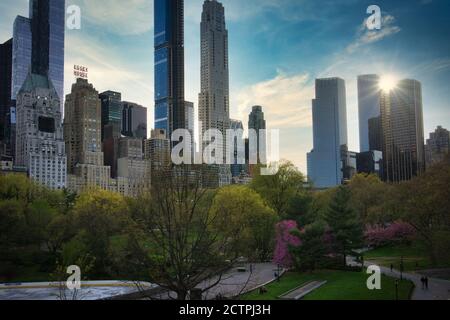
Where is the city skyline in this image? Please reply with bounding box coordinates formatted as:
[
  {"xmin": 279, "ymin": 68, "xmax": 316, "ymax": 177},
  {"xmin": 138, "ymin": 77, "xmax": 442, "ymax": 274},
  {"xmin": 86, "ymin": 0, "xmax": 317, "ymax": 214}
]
[{"xmin": 0, "ymin": 0, "xmax": 449, "ymax": 174}]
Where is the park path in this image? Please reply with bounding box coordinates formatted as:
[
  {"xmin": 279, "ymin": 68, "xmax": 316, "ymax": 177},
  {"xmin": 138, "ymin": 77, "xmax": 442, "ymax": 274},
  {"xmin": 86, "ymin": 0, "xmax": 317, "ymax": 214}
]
[
  {"xmin": 349, "ymin": 256, "xmax": 450, "ymax": 300},
  {"xmin": 369, "ymin": 262, "xmax": 450, "ymax": 300}
]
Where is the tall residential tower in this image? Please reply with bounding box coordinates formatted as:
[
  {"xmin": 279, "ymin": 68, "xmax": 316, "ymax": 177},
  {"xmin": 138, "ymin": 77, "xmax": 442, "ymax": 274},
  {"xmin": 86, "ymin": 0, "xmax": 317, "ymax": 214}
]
[
  {"xmin": 199, "ymin": 0, "xmax": 230, "ymax": 161},
  {"xmin": 154, "ymin": 0, "xmax": 185, "ymax": 138}
]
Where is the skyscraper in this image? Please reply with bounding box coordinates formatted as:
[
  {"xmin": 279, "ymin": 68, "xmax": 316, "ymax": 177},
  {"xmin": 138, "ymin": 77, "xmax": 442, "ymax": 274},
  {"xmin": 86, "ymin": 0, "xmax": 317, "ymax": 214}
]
[
  {"xmin": 15, "ymin": 73, "xmax": 66, "ymax": 190},
  {"xmin": 64, "ymin": 78, "xmax": 112, "ymax": 192},
  {"xmin": 199, "ymin": 0, "xmax": 230, "ymax": 162},
  {"xmin": 64, "ymin": 78, "xmax": 104, "ymax": 174},
  {"xmin": 154, "ymin": 0, "xmax": 185, "ymax": 138},
  {"xmin": 380, "ymin": 79, "xmax": 425, "ymax": 182},
  {"xmin": 425, "ymin": 126, "xmax": 450, "ymax": 168},
  {"xmin": 358, "ymin": 74, "xmax": 382, "ymax": 152},
  {"xmin": 248, "ymin": 105, "xmax": 267, "ymax": 163},
  {"xmin": 122, "ymin": 102, "xmax": 148, "ymax": 139},
  {"xmin": 307, "ymin": 78, "xmax": 348, "ymax": 189},
  {"xmin": 230, "ymin": 119, "xmax": 244, "ymax": 177},
  {"xmin": 0, "ymin": 39, "xmax": 13, "ymax": 156},
  {"xmin": 29, "ymin": 0, "xmax": 65, "ymax": 105},
  {"xmin": 99, "ymin": 91, "xmax": 122, "ymax": 141},
  {"xmin": 11, "ymin": 16, "xmax": 32, "ymax": 104},
  {"xmin": 144, "ymin": 129, "xmax": 171, "ymax": 172}
]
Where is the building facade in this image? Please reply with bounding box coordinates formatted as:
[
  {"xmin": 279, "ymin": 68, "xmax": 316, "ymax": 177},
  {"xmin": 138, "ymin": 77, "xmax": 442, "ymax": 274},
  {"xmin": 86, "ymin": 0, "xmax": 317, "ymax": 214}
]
[
  {"xmin": 64, "ymin": 78, "xmax": 104, "ymax": 173},
  {"xmin": 29, "ymin": 0, "xmax": 65, "ymax": 106},
  {"xmin": 358, "ymin": 75, "xmax": 382, "ymax": 153},
  {"xmin": 198, "ymin": 0, "xmax": 230, "ymax": 164},
  {"xmin": 0, "ymin": 39, "xmax": 13, "ymax": 157},
  {"xmin": 99, "ymin": 90, "xmax": 122, "ymax": 141},
  {"xmin": 248, "ymin": 105, "xmax": 266, "ymax": 165},
  {"xmin": 425, "ymin": 126, "xmax": 450, "ymax": 168},
  {"xmin": 154, "ymin": 0, "xmax": 185, "ymax": 138},
  {"xmin": 229, "ymin": 119, "xmax": 244, "ymax": 177},
  {"xmin": 122, "ymin": 101, "xmax": 147, "ymax": 139},
  {"xmin": 15, "ymin": 73, "xmax": 66, "ymax": 189},
  {"xmin": 357, "ymin": 150, "xmax": 383, "ymax": 178},
  {"xmin": 144, "ymin": 129, "xmax": 171, "ymax": 172},
  {"xmin": 117, "ymin": 137, "xmax": 151, "ymax": 197},
  {"xmin": 380, "ymin": 79, "xmax": 425, "ymax": 182},
  {"xmin": 307, "ymin": 78, "xmax": 348, "ymax": 189},
  {"xmin": 64, "ymin": 78, "xmax": 113, "ymax": 193}
]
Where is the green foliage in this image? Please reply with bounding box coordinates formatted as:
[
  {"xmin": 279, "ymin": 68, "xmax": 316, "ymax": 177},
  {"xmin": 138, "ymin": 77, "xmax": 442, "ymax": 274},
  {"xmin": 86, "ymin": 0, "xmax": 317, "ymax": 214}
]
[
  {"xmin": 291, "ymin": 222, "xmax": 327, "ymax": 271},
  {"xmin": 251, "ymin": 160, "xmax": 306, "ymax": 218},
  {"xmin": 325, "ymin": 186, "xmax": 363, "ymax": 266},
  {"xmin": 211, "ymin": 185, "xmax": 278, "ymax": 261}
]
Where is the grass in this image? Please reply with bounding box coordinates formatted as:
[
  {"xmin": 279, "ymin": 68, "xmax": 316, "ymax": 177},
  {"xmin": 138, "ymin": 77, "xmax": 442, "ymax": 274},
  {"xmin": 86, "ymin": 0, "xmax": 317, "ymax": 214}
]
[
  {"xmin": 364, "ymin": 243, "xmax": 432, "ymax": 271},
  {"xmin": 242, "ymin": 270, "xmax": 414, "ymax": 300}
]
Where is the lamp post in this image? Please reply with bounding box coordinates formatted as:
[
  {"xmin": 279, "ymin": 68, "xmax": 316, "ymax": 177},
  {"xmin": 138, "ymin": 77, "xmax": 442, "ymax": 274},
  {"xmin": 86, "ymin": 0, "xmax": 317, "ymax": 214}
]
[
  {"xmin": 400, "ymin": 256, "xmax": 404, "ymax": 281},
  {"xmin": 395, "ymin": 280, "xmax": 399, "ymax": 301}
]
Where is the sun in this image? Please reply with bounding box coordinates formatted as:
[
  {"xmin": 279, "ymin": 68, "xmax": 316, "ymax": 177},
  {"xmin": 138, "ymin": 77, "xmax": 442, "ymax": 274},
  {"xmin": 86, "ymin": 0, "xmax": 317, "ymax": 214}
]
[{"xmin": 379, "ymin": 75, "xmax": 398, "ymax": 92}]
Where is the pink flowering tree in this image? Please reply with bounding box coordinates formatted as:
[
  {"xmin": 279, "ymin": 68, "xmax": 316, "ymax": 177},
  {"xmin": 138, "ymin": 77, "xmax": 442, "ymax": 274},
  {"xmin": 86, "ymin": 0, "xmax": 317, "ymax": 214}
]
[
  {"xmin": 365, "ymin": 221, "xmax": 416, "ymax": 248},
  {"xmin": 273, "ymin": 220, "xmax": 301, "ymax": 268}
]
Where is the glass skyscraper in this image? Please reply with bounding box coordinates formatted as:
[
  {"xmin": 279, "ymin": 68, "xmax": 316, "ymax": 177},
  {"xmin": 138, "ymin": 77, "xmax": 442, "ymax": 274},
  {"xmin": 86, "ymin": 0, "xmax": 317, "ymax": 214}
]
[
  {"xmin": 11, "ymin": 16, "xmax": 32, "ymax": 103},
  {"xmin": 122, "ymin": 102, "xmax": 148, "ymax": 140},
  {"xmin": 307, "ymin": 78, "xmax": 348, "ymax": 189},
  {"xmin": 358, "ymin": 74, "xmax": 382, "ymax": 152},
  {"xmin": 154, "ymin": 0, "xmax": 185, "ymax": 138},
  {"xmin": 29, "ymin": 0, "xmax": 65, "ymax": 106},
  {"xmin": 99, "ymin": 91, "xmax": 122, "ymax": 141},
  {"xmin": 0, "ymin": 39, "xmax": 13, "ymax": 154},
  {"xmin": 380, "ymin": 79, "xmax": 425, "ymax": 182}
]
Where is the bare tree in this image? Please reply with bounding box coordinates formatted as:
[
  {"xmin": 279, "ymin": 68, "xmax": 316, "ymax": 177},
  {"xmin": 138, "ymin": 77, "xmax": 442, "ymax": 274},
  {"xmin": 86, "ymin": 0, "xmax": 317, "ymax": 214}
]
[{"xmin": 126, "ymin": 165, "xmax": 246, "ymax": 300}]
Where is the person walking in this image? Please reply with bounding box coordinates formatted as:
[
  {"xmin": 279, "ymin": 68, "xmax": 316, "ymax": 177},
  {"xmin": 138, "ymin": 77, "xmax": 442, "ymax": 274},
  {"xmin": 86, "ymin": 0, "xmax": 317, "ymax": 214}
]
[
  {"xmin": 425, "ymin": 277, "xmax": 429, "ymax": 290},
  {"xmin": 390, "ymin": 264, "xmax": 394, "ymax": 272}
]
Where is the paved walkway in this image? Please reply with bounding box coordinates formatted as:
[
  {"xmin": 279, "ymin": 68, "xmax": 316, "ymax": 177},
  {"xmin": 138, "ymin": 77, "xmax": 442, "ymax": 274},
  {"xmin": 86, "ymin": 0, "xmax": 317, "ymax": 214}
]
[
  {"xmin": 202, "ymin": 263, "xmax": 282, "ymax": 299},
  {"xmin": 349, "ymin": 257, "xmax": 450, "ymax": 300}
]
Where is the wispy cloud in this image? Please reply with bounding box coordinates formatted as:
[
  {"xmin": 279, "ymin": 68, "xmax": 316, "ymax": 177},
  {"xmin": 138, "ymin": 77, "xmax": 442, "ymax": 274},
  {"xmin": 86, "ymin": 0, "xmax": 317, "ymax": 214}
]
[
  {"xmin": 235, "ymin": 71, "xmax": 313, "ymax": 130},
  {"xmin": 346, "ymin": 14, "xmax": 401, "ymax": 54},
  {"xmin": 70, "ymin": 0, "xmax": 153, "ymax": 35}
]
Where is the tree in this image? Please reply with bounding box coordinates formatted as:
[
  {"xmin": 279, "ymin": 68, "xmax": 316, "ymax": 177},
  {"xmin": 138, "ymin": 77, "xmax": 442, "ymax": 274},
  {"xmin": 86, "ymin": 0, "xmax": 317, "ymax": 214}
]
[
  {"xmin": 273, "ymin": 220, "xmax": 301, "ymax": 268},
  {"xmin": 291, "ymin": 222, "xmax": 328, "ymax": 271},
  {"xmin": 397, "ymin": 157, "xmax": 450, "ymax": 266},
  {"xmin": 325, "ymin": 186, "xmax": 363, "ymax": 267},
  {"xmin": 211, "ymin": 185, "xmax": 278, "ymax": 261},
  {"xmin": 125, "ymin": 165, "xmax": 246, "ymax": 300},
  {"xmin": 347, "ymin": 174, "xmax": 387, "ymax": 224},
  {"xmin": 71, "ymin": 188, "xmax": 129, "ymax": 275},
  {"xmin": 251, "ymin": 160, "xmax": 306, "ymax": 218}
]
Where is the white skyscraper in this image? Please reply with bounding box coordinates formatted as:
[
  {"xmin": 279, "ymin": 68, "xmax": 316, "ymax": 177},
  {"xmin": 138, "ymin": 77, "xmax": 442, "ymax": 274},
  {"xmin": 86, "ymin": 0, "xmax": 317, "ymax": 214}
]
[
  {"xmin": 15, "ymin": 73, "xmax": 66, "ymax": 189},
  {"xmin": 199, "ymin": 0, "xmax": 230, "ymax": 160},
  {"xmin": 307, "ymin": 78, "xmax": 348, "ymax": 189}
]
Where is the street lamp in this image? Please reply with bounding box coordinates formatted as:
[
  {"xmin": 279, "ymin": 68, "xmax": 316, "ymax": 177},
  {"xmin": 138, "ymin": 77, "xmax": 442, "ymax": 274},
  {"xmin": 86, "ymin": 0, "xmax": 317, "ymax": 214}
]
[
  {"xmin": 400, "ymin": 256, "xmax": 404, "ymax": 281},
  {"xmin": 395, "ymin": 280, "xmax": 399, "ymax": 301}
]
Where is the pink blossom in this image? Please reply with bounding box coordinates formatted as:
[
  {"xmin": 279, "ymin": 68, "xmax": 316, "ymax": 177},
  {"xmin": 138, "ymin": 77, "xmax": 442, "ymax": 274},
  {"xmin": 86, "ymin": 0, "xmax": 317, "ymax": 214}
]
[
  {"xmin": 364, "ymin": 221, "xmax": 416, "ymax": 247},
  {"xmin": 273, "ymin": 220, "xmax": 301, "ymax": 268}
]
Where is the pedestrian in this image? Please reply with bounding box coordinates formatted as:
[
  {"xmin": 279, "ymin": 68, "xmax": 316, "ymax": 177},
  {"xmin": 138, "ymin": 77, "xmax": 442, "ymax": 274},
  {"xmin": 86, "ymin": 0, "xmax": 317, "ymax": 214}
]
[
  {"xmin": 425, "ymin": 277, "xmax": 429, "ymax": 290},
  {"xmin": 390, "ymin": 264, "xmax": 394, "ymax": 272},
  {"xmin": 420, "ymin": 277, "xmax": 425, "ymax": 290},
  {"xmin": 250, "ymin": 264, "xmax": 253, "ymax": 273}
]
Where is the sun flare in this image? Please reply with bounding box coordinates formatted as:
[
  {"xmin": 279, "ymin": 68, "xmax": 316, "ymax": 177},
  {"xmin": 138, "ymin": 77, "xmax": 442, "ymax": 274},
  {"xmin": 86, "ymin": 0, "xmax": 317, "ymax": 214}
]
[{"xmin": 379, "ymin": 75, "xmax": 398, "ymax": 92}]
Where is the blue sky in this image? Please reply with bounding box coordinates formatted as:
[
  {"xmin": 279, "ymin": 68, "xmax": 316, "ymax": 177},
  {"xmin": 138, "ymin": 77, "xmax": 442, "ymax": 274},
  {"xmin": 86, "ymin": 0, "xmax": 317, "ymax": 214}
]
[{"xmin": 1, "ymin": 0, "xmax": 449, "ymax": 173}]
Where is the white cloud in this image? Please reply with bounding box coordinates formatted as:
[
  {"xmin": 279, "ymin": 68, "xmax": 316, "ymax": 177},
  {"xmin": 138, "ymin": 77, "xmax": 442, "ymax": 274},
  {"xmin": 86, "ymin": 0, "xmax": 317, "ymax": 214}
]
[
  {"xmin": 235, "ymin": 71, "xmax": 313, "ymax": 130},
  {"xmin": 346, "ymin": 14, "xmax": 401, "ymax": 54},
  {"xmin": 71, "ymin": 0, "xmax": 153, "ymax": 35}
]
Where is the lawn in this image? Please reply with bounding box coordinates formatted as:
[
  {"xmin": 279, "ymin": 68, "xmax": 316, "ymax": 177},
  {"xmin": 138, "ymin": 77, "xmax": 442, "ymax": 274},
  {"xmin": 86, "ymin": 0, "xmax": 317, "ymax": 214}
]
[
  {"xmin": 364, "ymin": 243, "xmax": 432, "ymax": 271},
  {"xmin": 242, "ymin": 270, "xmax": 414, "ymax": 300}
]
